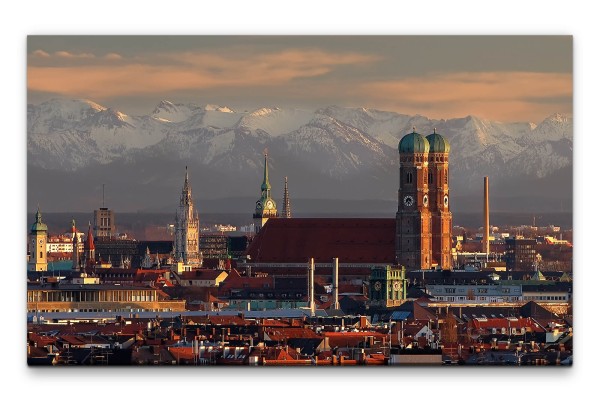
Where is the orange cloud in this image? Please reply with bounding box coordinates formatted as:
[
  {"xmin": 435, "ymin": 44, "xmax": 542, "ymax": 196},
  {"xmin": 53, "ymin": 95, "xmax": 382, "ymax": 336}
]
[
  {"xmin": 32, "ymin": 49, "xmax": 50, "ymax": 58},
  {"xmin": 356, "ymin": 72, "xmax": 572, "ymax": 122},
  {"xmin": 27, "ymin": 49, "xmax": 379, "ymax": 98},
  {"xmin": 53, "ymin": 51, "xmax": 95, "ymax": 59},
  {"xmin": 104, "ymin": 52, "xmax": 123, "ymax": 60}
]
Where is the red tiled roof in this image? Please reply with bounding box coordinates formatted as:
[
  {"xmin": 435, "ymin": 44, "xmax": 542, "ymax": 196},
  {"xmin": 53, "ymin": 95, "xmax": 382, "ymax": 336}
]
[
  {"xmin": 246, "ymin": 218, "xmax": 396, "ymax": 264},
  {"xmin": 322, "ymin": 331, "xmax": 386, "ymax": 348},
  {"xmin": 260, "ymin": 319, "xmax": 291, "ymax": 328},
  {"xmin": 58, "ymin": 335, "xmax": 86, "ymax": 345},
  {"xmin": 470, "ymin": 317, "xmax": 545, "ymax": 333},
  {"xmin": 178, "ymin": 270, "xmax": 226, "ymax": 280},
  {"xmin": 264, "ymin": 328, "xmax": 321, "ymax": 342},
  {"xmin": 28, "ymin": 333, "xmax": 56, "ymax": 346},
  {"xmin": 218, "ymin": 269, "xmax": 274, "ymax": 292},
  {"xmin": 186, "ymin": 315, "xmax": 249, "ymax": 326},
  {"xmin": 168, "ymin": 347, "xmax": 195, "ymax": 361}
]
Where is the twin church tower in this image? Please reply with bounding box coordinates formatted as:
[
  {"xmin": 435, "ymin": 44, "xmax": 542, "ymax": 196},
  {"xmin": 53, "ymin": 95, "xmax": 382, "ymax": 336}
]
[{"xmin": 396, "ymin": 128, "xmax": 452, "ymax": 270}]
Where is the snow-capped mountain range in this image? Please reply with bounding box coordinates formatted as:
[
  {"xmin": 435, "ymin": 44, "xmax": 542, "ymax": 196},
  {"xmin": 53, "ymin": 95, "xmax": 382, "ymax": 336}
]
[{"xmin": 27, "ymin": 98, "xmax": 572, "ymax": 213}]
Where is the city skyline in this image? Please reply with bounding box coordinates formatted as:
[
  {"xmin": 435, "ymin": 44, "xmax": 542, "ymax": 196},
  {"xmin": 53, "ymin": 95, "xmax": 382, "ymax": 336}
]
[{"xmin": 11, "ymin": 0, "xmax": 594, "ymax": 396}]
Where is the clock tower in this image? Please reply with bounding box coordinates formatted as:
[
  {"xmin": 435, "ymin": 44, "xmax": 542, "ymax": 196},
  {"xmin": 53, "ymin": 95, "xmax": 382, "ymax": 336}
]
[
  {"xmin": 28, "ymin": 207, "xmax": 48, "ymax": 272},
  {"xmin": 253, "ymin": 153, "xmax": 278, "ymax": 233},
  {"xmin": 426, "ymin": 129, "xmax": 453, "ymax": 270},
  {"xmin": 396, "ymin": 128, "xmax": 432, "ymax": 270}
]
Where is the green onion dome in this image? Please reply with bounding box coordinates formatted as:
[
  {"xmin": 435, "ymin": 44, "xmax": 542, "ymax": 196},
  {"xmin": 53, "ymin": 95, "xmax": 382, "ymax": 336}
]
[
  {"xmin": 30, "ymin": 208, "xmax": 48, "ymax": 233},
  {"xmin": 399, "ymin": 127, "xmax": 430, "ymax": 154},
  {"xmin": 425, "ymin": 128, "xmax": 450, "ymax": 153}
]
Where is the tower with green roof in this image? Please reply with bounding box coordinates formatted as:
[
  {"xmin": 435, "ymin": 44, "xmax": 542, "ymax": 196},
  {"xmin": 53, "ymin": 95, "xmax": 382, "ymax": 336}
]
[
  {"xmin": 396, "ymin": 127, "xmax": 432, "ymax": 270},
  {"xmin": 426, "ymin": 128, "xmax": 453, "ymax": 270},
  {"xmin": 28, "ymin": 207, "xmax": 48, "ymax": 272},
  {"xmin": 253, "ymin": 153, "xmax": 278, "ymax": 233}
]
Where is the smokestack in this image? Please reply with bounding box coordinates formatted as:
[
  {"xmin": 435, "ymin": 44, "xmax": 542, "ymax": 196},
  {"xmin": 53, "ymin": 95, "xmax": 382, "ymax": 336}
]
[
  {"xmin": 332, "ymin": 257, "xmax": 340, "ymax": 310},
  {"xmin": 308, "ymin": 258, "xmax": 315, "ymax": 316},
  {"xmin": 483, "ymin": 176, "xmax": 490, "ymax": 260}
]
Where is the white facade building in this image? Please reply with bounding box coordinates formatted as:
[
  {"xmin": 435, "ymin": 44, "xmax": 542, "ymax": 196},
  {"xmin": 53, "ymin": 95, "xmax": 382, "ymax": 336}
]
[{"xmin": 426, "ymin": 284, "xmax": 522, "ymax": 303}]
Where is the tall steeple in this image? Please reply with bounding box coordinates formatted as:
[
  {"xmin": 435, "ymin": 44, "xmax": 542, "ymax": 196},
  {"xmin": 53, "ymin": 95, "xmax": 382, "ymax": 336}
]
[
  {"xmin": 282, "ymin": 176, "xmax": 291, "ymax": 218},
  {"xmin": 173, "ymin": 166, "xmax": 201, "ymax": 266},
  {"xmin": 253, "ymin": 151, "xmax": 278, "ymax": 234},
  {"xmin": 261, "ymin": 153, "xmax": 271, "ymax": 196},
  {"xmin": 181, "ymin": 165, "xmax": 192, "ymax": 207},
  {"xmin": 84, "ymin": 221, "xmax": 95, "ymax": 266}
]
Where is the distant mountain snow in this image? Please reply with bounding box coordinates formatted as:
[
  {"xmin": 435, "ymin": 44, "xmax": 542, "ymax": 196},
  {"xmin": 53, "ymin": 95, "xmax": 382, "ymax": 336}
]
[{"xmin": 27, "ymin": 98, "xmax": 572, "ymax": 213}]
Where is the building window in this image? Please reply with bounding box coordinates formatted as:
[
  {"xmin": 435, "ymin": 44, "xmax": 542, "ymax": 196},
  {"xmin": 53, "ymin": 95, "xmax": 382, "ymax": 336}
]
[
  {"xmin": 428, "ymin": 171, "xmax": 433, "ymax": 185},
  {"xmin": 406, "ymin": 172, "xmax": 413, "ymax": 184}
]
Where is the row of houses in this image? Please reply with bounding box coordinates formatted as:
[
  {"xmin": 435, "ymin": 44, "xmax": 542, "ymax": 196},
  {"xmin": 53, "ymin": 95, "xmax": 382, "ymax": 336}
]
[{"xmin": 27, "ymin": 297, "xmax": 572, "ymax": 366}]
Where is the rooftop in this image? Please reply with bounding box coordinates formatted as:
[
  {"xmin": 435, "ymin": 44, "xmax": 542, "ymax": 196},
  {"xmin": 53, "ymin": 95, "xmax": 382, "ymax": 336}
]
[{"xmin": 246, "ymin": 218, "xmax": 395, "ymax": 264}]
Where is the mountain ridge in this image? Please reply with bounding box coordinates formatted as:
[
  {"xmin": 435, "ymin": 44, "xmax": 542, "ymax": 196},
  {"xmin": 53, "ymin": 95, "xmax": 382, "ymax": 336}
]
[{"xmin": 27, "ymin": 98, "xmax": 572, "ymax": 214}]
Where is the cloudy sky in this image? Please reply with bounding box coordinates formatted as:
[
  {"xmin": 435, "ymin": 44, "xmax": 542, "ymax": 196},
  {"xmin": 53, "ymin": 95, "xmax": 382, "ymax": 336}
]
[{"xmin": 28, "ymin": 36, "xmax": 572, "ymax": 123}]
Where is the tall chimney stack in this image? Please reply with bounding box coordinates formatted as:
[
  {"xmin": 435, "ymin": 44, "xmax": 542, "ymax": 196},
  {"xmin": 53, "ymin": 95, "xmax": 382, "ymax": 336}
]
[
  {"xmin": 332, "ymin": 258, "xmax": 340, "ymax": 310},
  {"xmin": 483, "ymin": 176, "xmax": 490, "ymax": 260},
  {"xmin": 308, "ymin": 258, "xmax": 315, "ymax": 316}
]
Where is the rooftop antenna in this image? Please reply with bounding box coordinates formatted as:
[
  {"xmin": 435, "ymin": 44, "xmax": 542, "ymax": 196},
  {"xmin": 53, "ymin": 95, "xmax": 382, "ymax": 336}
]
[{"xmin": 102, "ymin": 184, "xmax": 105, "ymax": 208}]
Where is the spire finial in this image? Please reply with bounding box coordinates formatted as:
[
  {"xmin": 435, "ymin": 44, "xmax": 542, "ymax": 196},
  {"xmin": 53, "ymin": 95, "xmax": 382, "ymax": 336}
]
[
  {"xmin": 261, "ymin": 151, "xmax": 271, "ymax": 191},
  {"xmin": 433, "ymin": 127, "xmax": 436, "ymax": 134},
  {"xmin": 412, "ymin": 126, "xmax": 416, "ymax": 133}
]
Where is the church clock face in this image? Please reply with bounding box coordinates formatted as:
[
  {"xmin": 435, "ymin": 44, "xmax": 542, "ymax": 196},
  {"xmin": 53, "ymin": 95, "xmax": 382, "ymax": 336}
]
[
  {"xmin": 423, "ymin": 195, "xmax": 428, "ymax": 206},
  {"xmin": 403, "ymin": 195, "xmax": 414, "ymax": 207},
  {"xmin": 443, "ymin": 195, "xmax": 449, "ymax": 208},
  {"xmin": 256, "ymin": 201, "xmax": 262, "ymax": 210},
  {"xmin": 266, "ymin": 200, "xmax": 273, "ymax": 209},
  {"xmin": 393, "ymin": 282, "xmax": 400, "ymax": 291},
  {"xmin": 374, "ymin": 281, "xmax": 382, "ymax": 291}
]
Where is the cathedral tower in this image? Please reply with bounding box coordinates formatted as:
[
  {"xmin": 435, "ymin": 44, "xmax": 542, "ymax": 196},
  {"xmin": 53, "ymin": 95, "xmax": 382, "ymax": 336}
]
[
  {"xmin": 396, "ymin": 128, "xmax": 432, "ymax": 270},
  {"xmin": 426, "ymin": 129, "xmax": 453, "ymax": 270},
  {"xmin": 173, "ymin": 167, "xmax": 201, "ymax": 266},
  {"xmin": 253, "ymin": 153, "xmax": 278, "ymax": 233},
  {"xmin": 28, "ymin": 207, "xmax": 48, "ymax": 272}
]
